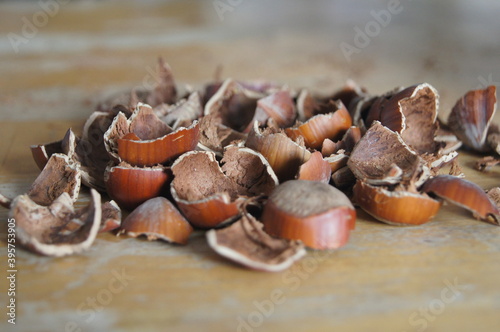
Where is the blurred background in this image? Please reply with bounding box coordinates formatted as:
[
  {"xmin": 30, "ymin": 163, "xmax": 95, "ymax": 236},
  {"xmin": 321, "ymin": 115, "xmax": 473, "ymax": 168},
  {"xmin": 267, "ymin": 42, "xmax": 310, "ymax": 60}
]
[{"xmin": 1, "ymin": 0, "xmax": 499, "ymax": 120}]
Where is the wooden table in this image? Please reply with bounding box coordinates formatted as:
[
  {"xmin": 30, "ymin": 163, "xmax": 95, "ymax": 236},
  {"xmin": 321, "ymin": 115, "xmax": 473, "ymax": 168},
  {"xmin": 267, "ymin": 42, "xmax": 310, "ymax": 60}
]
[{"xmin": 1, "ymin": 1, "xmax": 499, "ymax": 331}]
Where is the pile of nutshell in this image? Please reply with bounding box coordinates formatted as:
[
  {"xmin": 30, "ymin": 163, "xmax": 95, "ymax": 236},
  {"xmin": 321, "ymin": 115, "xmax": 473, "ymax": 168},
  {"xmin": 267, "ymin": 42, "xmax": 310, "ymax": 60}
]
[{"xmin": 2, "ymin": 58, "xmax": 499, "ymax": 272}]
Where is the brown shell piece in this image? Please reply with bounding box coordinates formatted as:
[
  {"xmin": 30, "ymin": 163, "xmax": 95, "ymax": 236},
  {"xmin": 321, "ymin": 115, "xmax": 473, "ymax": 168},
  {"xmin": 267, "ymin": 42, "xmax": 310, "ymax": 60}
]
[
  {"xmin": 206, "ymin": 212, "xmax": 306, "ymax": 272},
  {"xmin": 146, "ymin": 57, "xmax": 177, "ymax": 107},
  {"xmin": 171, "ymin": 149, "xmax": 277, "ymax": 228},
  {"xmin": 77, "ymin": 109, "xmax": 122, "ymax": 191},
  {"xmin": 353, "ymin": 180, "xmax": 441, "ymax": 226},
  {"xmin": 421, "ymin": 175, "xmax": 500, "ymax": 225},
  {"xmin": 328, "ymin": 80, "xmax": 369, "ymax": 111},
  {"xmin": 321, "ymin": 126, "xmax": 362, "ymax": 157},
  {"xmin": 30, "ymin": 128, "xmax": 76, "ymax": 171},
  {"xmin": 10, "ymin": 189, "xmax": 102, "ymax": 257},
  {"xmin": 0, "ymin": 193, "xmax": 12, "ymax": 209},
  {"xmin": 447, "ymin": 85, "xmax": 497, "ymax": 152},
  {"xmin": 262, "ymin": 180, "xmax": 356, "ymax": 249},
  {"xmin": 30, "ymin": 138, "xmax": 63, "ymax": 170},
  {"xmin": 474, "ymin": 156, "xmax": 500, "ymax": 172},
  {"xmin": 285, "ymin": 101, "xmax": 352, "ymax": 150},
  {"xmin": 117, "ymin": 120, "xmax": 199, "ymax": 167},
  {"xmin": 246, "ymin": 122, "xmax": 311, "ymax": 182},
  {"xmin": 394, "ymin": 84, "xmax": 439, "ymax": 154},
  {"xmin": 297, "ymin": 151, "xmax": 332, "ymax": 183},
  {"xmin": 220, "ymin": 146, "xmax": 278, "ymax": 196},
  {"xmin": 348, "ymin": 121, "xmax": 422, "ymax": 185},
  {"xmin": 243, "ymin": 90, "xmax": 296, "ymax": 132},
  {"xmin": 321, "ymin": 138, "xmax": 337, "ymax": 157},
  {"xmin": 204, "ymin": 79, "xmax": 262, "ymax": 133},
  {"xmin": 331, "ymin": 166, "xmax": 356, "ymax": 189},
  {"xmin": 104, "ymin": 163, "xmax": 172, "ymax": 210},
  {"xmin": 28, "ymin": 153, "xmax": 81, "ymax": 206},
  {"xmin": 155, "ymin": 91, "xmax": 203, "ymax": 129},
  {"xmin": 198, "ymin": 112, "xmax": 247, "ymax": 154},
  {"xmin": 119, "ymin": 197, "xmax": 193, "ymax": 244},
  {"xmin": 486, "ymin": 124, "xmax": 500, "ymax": 155},
  {"xmin": 332, "ymin": 126, "xmax": 363, "ymax": 155},
  {"xmin": 486, "ymin": 187, "xmax": 500, "ymax": 209},
  {"xmin": 104, "ymin": 104, "xmax": 170, "ymax": 160},
  {"xmin": 105, "ymin": 104, "xmax": 199, "ymax": 166},
  {"xmin": 100, "ymin": 200, "xmax": 122, "ymax": 233},
  {"xmin": 325, "ymin": 153, "xmax": 349, "ymax": 174},
  {"xmin": 170, "ymin": 151, "xmax": 241, "ymax": 228},
  {"xmin": 296, "ymin": 89, "xmax": 318, "ymax": 121}
]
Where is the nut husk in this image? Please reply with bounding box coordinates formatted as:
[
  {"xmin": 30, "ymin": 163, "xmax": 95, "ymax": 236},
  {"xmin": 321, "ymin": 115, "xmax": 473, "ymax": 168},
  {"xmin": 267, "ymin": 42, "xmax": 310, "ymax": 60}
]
[
  {"xmin": 10, "ymin": 189, "xmax": 102, "ymax": 257},
  {"xmin": 262, "ymin": 180, "xmax": 356, "ymax": 249},
  {"xmin": 119, "ymin": 197, "xmax": 193, "ymax": 244},
  {"xmin": 206, "ymin": 212, "xmax": 306, "ymax": 272}
]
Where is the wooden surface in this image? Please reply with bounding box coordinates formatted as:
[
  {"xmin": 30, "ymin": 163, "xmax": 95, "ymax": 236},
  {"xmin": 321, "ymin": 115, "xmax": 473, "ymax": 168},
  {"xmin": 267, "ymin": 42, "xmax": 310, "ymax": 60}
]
[{"xmin": 1, "ymin": 1, "xmax": 500, "ymax": 332}]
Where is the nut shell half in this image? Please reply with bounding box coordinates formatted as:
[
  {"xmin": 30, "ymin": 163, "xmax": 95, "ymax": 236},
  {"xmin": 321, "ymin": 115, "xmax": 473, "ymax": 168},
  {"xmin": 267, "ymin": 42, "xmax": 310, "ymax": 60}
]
[
  {"xmin": 421, "ymin": 175, "xmax": 500, "ymax": 224},
  {"xmin": 206, "ymin": 212, "xmax": 305, "ymax": 272},
  {"xmin": 285, "ymin": 101, "xmax": 352, "ymax": 150},
  {"xmin": 447, "ymin": 86, "xmax": 497, "ymax": 152},
  {"xmin": 117, "ymin": 120, "xmax": 199, "ymax": 167},
  {"xmin": 10, "ymin": 189, "xmax": 102, "ymax": 257},
  {"xmin": 120, "ymin": 197, "xmax": 193, "ymax": 244},
  {"xmin": 353, "ymin": 180, "xmax": 441, "ymax": 226},
  {"xmin": 262, "ymin": 180, "xmax": 356, "ymax": 249},
  {"xmin": 104, "ymin": 163, "xmax": 172, "ymax": 210}
]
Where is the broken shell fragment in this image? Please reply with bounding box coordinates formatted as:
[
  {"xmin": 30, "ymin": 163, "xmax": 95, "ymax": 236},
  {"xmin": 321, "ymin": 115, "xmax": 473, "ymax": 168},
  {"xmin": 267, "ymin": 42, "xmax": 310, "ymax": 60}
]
[
  {"xmin": 146, "ymin": 57, "xmax": 177, "ymax": 107},
  {"xmin": 220, "ymin": 146, "xmax": 278, "ymax": 196},
  {"xmin": 262, "ymin": 180, "xmax": 356, "ymax": 249},
  {"xmin": 328, "ymin": 79, "xmax": 369, "ymax": 112},
  {"xmin": 104, "ymin": 163, "xmax": 172, "ymax": 210},
  {"xmin": 100, "ymin": 200, "xmax": 122, "ymax": 233},
  {"xmin": 155, "ymin": 91, "xmax": 203, "ymax": 129},
  {"xmin": 296, "ymin": 89, "xmax": 317, "ymax": 121},
  {"xmin": 117, "ymin": 120, "xmax": 199, "ymax": 167},
  {"xmin": 296, "ymin": 151, "xmax": 332, "ymax": 183},
  {"xmin": 246, "ymin": 122, "xmax": 311, "ymax": 182},
  {"xmin": 206, "ymin": 212, "xmax": 306, "ymax": 272},
  {"xmin": 486, "ymin": 187, "xmax": 500, "ymax": 209},
  {"xmin": 421, "ymin": 175, "xmax": 500, "ymax": 225},
  {"xmin": 198, "ymin": 112, "xmax": 247, "ymax": 154},
  {"xmin": 364, "ymin": 83, "xmax": 439, "ymax": 154},
  {"xmin": 353, "ymin": 180, "xmax": 441, "ymax": 225},
  {"xmin": 474, "ymin": 156, "xmax": 500, "ymax": 172},
  {"xmin": 285, "ymin": 101, "xmax": 352, "ymax": 150},
  {"xmin": 105, "ymin": 104, "xmax": 199, "ymax": 167},
  {"xmin": 447, "ymin": 85, "xmax": 497, "ymax": 152},
  {"xmin": 204, "ymin": 78, "xmax": 262, "ymax": 133},
  {"xmin": 0, "ymin": 193, "xmax": 12, "ymax": 209},
  {"xmin": 10, "ymin": 189, "xmax": 102, "ymax": 257},
  {"xmin": 119, "ymin": 197, "xmax": 193, "ymax": 244},
  {"xmin": 243, "ymin": 90, "xmax": 296, "ymax": 131},
  {"xmin": 170, "ymin": 150, "xmax": 241, "ymax": 228},
  {"xmin": 331, "ymin": 166, "xmax": 356, "ymax": 190},
  {"xmin": 30, "ymin": 128, "xmax": 77, "ymax": 171},
  {"xmin": 171, "ymin": 148, "xmax": 277, "ymax": 228},
  {"xmin": 348, "ymin": 121, "xmax": 422, "ymax": 185},
  {"xmin": 28, "ymin": 153, "xmax": 81, "ymax": 206}
]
